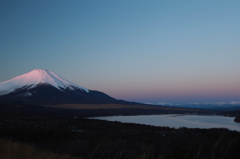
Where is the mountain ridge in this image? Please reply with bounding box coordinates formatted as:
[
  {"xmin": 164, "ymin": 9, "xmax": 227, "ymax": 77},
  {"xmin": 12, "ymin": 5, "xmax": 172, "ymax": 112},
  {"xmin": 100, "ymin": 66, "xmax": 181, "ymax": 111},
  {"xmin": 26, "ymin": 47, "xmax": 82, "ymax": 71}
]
[
  {"xmin": 0, "ymin": 69, "xmax": 131, "ymax": 105},
  {"xmin": 0, "ymin": 69, "xmax": 88, "ymax": 96}
]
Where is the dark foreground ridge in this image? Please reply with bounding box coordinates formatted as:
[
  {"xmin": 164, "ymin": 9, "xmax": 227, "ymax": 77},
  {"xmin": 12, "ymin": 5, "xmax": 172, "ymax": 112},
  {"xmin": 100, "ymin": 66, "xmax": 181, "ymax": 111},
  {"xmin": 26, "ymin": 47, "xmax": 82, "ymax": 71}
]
[{"xmin": 1, "ymin": 103, "xmax": 240, "ymax": 159}]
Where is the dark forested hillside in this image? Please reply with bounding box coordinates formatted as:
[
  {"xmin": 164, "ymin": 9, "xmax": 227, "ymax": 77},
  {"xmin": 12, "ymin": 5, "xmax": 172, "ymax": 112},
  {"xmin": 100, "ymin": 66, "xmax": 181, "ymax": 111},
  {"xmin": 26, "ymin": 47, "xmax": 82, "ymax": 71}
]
[{"xmin": 1, "ymin": 102, "xmax": 240, "ymax": 159}]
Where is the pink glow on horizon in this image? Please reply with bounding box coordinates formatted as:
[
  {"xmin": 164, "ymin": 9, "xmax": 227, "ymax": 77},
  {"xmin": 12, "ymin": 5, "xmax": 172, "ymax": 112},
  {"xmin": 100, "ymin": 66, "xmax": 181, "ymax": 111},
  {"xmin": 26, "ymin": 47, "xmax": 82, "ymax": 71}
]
[{"xmin": 98, "ymin": 75, "xmax": 240, "ymax": 103}]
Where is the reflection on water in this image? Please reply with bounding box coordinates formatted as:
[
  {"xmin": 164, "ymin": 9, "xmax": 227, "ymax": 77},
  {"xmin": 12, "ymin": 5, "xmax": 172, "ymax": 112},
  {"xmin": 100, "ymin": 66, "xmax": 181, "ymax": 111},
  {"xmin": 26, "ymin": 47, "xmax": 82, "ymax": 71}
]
[{"xmin": 92, "ymin": 114, "xmax": 240, "ymax": 131}]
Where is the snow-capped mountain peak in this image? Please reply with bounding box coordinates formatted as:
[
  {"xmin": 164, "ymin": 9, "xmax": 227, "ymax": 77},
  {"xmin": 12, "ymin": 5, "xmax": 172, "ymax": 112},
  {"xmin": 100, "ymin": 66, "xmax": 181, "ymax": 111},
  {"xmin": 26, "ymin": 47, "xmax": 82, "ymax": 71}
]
[{"xmin": 0, "ymin": 69, "xmax": 89, "ymax": 96}]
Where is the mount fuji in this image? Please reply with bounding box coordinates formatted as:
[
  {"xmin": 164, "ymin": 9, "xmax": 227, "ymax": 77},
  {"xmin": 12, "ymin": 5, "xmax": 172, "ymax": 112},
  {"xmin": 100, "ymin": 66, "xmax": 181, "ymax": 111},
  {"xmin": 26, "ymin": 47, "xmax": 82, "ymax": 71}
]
[{"xmin": 0, "ymin": 69, "xmax": 126, "ymax": 104}]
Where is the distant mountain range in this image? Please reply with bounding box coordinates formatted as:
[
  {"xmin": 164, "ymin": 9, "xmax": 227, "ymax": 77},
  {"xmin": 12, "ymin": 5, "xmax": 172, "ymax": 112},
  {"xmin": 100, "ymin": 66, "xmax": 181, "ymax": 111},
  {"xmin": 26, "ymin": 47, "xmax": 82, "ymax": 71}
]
[
  {"xmin": 157, "ymin": 102, "xmax": 240, "ymax": 110},
  {"xmin": 0, "ymin": 69, "xmax": 131, "ymax": 105},
  {"xmin": 1, "ymin": 69, "xmax": 239, "ymax": 111}
]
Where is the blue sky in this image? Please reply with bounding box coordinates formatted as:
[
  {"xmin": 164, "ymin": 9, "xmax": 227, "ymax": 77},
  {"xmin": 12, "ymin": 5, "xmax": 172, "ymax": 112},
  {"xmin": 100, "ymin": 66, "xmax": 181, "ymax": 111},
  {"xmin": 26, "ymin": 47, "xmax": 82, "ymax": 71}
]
[{"xmin": 0, "ymin": 0, "xmax": 240, "ymax": 104}]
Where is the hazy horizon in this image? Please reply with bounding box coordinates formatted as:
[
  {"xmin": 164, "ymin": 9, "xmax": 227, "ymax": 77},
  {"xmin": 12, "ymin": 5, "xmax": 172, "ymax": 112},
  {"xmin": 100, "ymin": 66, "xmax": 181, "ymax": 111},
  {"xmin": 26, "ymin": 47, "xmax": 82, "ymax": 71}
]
[{"xmin": 1, "ymin": 0, "xmax": 239, "ymax": 104}]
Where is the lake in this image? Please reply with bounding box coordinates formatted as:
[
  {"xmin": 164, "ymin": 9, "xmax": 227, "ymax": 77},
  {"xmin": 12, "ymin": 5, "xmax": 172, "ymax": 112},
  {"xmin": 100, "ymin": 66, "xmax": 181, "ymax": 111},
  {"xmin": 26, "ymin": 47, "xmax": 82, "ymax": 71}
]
[{"xmin": 91, "ymin": 114, "xmax": 240, "ymax": 131}]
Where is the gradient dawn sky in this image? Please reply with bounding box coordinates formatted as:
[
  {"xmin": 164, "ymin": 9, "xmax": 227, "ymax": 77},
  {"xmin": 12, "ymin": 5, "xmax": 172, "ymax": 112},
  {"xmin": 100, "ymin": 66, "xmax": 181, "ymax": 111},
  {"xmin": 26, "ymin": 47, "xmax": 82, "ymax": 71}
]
[{"xmin": 0, "ymin": 0, "xmax": 240, "ymax": 104}]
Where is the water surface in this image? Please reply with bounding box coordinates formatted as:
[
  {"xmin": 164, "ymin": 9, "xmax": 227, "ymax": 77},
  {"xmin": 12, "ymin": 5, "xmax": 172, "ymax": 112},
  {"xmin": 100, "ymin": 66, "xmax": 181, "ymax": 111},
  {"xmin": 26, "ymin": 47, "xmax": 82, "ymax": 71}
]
[{"xmin": 92, "ymin": 114, "xmax": 240, "ymax": 131}]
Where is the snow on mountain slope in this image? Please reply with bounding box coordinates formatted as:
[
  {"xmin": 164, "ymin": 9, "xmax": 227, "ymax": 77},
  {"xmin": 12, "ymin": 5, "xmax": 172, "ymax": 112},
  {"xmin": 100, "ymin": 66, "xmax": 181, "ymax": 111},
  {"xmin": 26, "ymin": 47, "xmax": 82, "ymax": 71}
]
[{"xmin": 0, "ymin": 69, "xmax": 89, "ymax": 96}]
